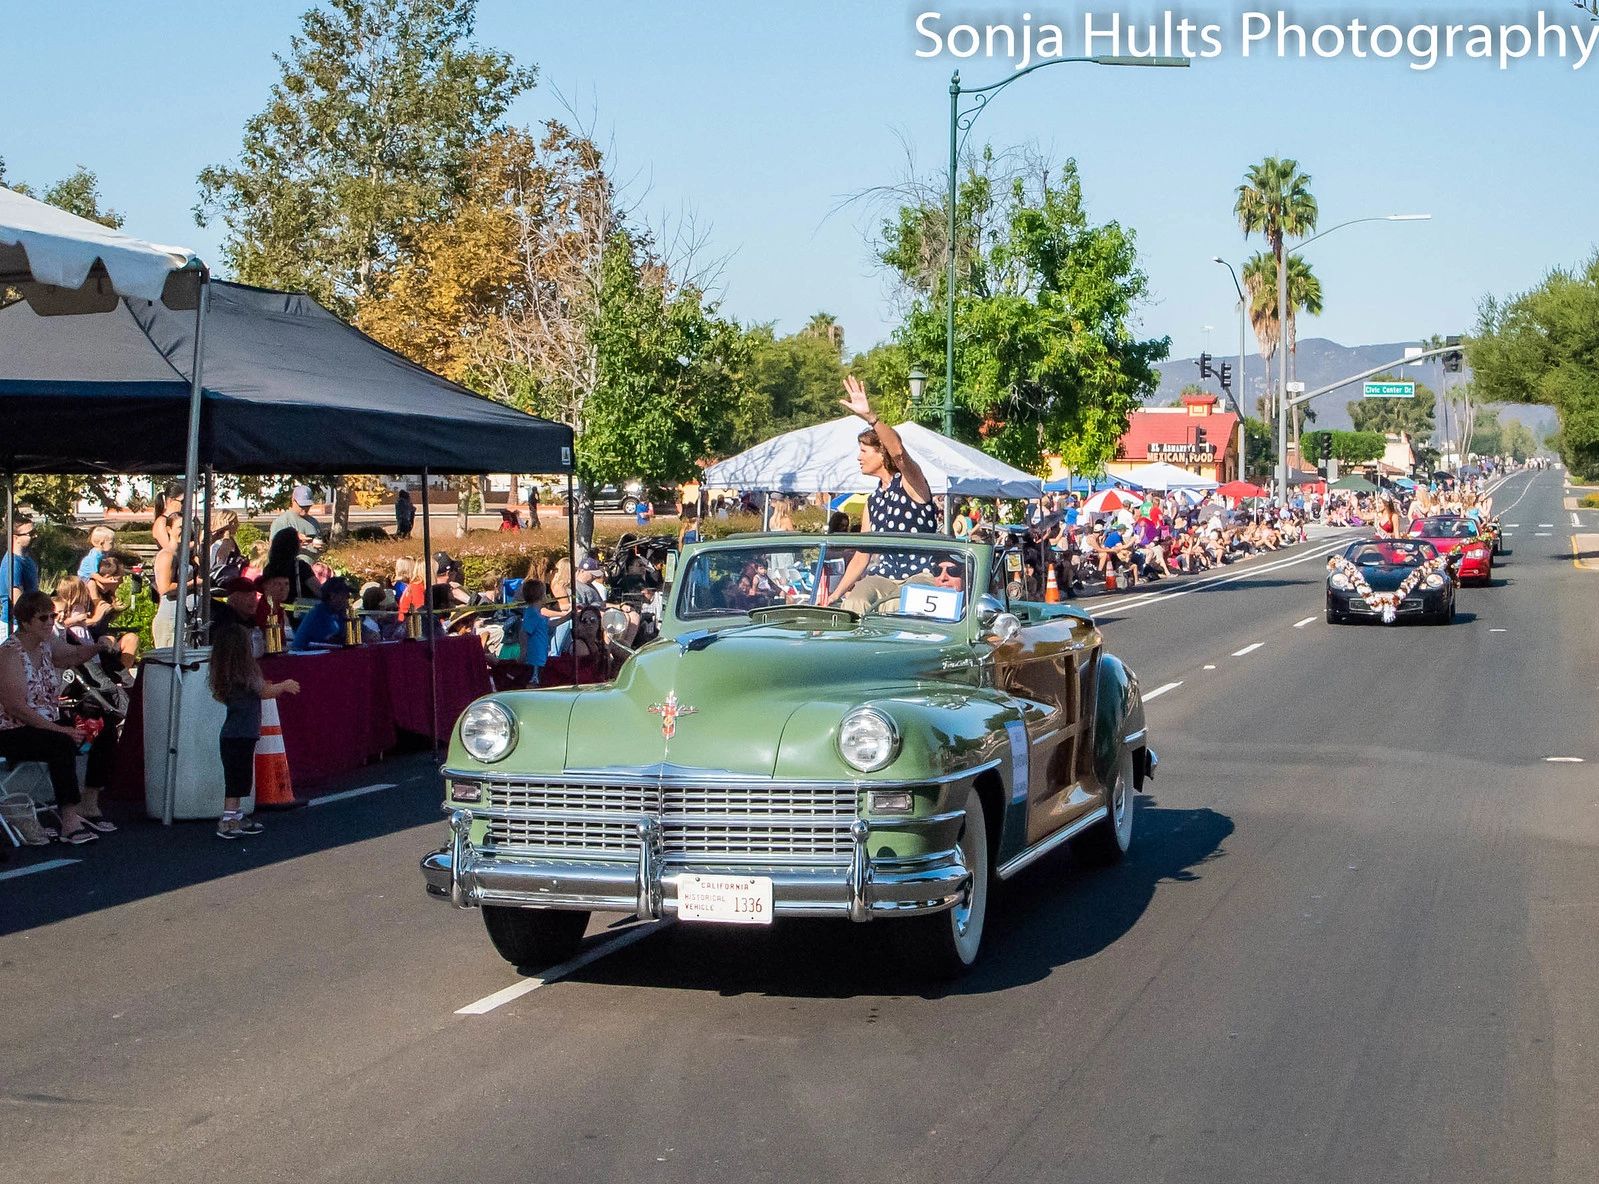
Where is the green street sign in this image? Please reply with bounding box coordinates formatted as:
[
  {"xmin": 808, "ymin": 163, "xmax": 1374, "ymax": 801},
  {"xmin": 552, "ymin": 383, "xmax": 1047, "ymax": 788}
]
[{"xmin": 1364, "ymin": 381, "xmax": 1416, "ymax": 399}]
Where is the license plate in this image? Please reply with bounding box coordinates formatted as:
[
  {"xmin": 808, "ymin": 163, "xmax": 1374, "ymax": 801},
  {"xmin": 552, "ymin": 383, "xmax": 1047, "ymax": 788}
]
[{"xmin": 676, "ymin": 874, "xmax": 774, "ymax": 925}]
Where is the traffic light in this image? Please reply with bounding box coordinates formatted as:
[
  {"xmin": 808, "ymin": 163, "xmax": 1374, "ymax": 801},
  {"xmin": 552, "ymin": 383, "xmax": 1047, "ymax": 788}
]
[
  {"xmin": 1193, "ymin": 426, "xmax": 1208, "ymax": 450},
  {"xmin": 1217, "ymin": 361, "xmax": 1233, "ymax": 393},
  {"xmin": 1319, "ymin": 434, "xmax": 1333, "ymax": 461},
  {"xmin": 1443, "ymin": 334, "xmax": 1464, "ymax": 373},
  {"xmin": 1196, "ymin": 352, "xmax": 1213, "ymax": 379}
]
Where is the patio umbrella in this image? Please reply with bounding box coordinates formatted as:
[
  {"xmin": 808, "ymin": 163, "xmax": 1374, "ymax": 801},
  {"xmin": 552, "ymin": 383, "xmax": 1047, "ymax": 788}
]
[
  {"xmin": 1169, "ymin": 487, "xmax": 1206, "ymax": 506},
  {"xmin": 1329, "ymin": 475, "xmax": 1379, "ymax": 493},
  {"xmin": 1217, "ymin": 480, "xmax": 1268, "ymax": 500},
  {"xmin": 828, "ymin": 491, "xmax": 866, "ymax": 514},
  {"xmin": 1081, "ymin": 488, "xmax": 1138, "ymax": 514}
]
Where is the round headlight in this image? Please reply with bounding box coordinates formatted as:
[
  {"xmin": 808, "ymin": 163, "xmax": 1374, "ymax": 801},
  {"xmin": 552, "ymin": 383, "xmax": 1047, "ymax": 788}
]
[
  {"xmin": 1329, "ymin": 572, "xmax": 1352, "ymax": 591},
  {"xmin": 1425, "ymin": 572, "xmax": 1445, "ymax": 588},
  {"xmin": 460, "ymin": 700, "xmax": 517, "ymax": 763},
  {"xmin": 838, "ymin": 707, "xmax": 900, "ymax": 773}
]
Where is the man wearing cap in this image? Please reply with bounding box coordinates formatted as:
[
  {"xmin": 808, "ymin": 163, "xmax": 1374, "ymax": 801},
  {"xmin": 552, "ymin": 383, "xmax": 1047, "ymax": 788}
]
[
  {"xmin": 573, "ymin": 556, "xmax": 606, "ymax": 608},
  {"xmin": 289, "ymin": 577, "xmax": 353, "ymax": 651},
  {"xmin": 209, "ymin": 575, "xmax": 261, "ymax": 643},
  {"xmin": 271, "ymin": 485, "xmax": 321, "ymax": 547}
]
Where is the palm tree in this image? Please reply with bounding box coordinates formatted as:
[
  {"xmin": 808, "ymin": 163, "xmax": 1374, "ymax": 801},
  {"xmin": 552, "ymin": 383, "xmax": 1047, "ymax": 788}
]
[
  {"xmin": 1243, "ymin": 251, "xmax": 1323, "ymax": 456},
  {"xmin": 803, "ymin": 312, "xmax": 844, "ymax": 354},
  {"xmin": 1235, "ymin": 158, "xmax": 1317, "ymax": 469}
]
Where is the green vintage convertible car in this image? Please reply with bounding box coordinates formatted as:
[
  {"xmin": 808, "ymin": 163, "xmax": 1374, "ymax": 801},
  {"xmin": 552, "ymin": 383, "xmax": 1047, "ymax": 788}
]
[{"xmin": 422, "ymin": 532, "xmax": 1156, "ymax": 977}]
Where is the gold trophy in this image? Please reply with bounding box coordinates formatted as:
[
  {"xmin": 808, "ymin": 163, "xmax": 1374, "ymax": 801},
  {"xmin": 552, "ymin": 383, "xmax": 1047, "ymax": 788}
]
[
  {"xmin": 405, "ymin": 609, "xmax": 422, "ymax": 641},
  {"xmin": 344, "ymin": 601, "xmax": 361, "ymax": 646},
  {"xmin": 264, "ymin": 609, "xmax": 285, "ymax": 655}
]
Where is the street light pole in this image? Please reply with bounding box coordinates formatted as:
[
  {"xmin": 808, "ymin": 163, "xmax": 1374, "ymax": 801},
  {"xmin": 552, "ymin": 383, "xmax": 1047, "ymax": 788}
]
[
  {"xmin": 1270, "ymin": 213, "xmax": 1431, "ymax": 500},
  {"xmin": 1212, "ymin": 257, "xmax": 1249, "ymax": 484},
  {"xmin": 944, "ymin": 55, "xmax": 1188, "ymax": 441}
]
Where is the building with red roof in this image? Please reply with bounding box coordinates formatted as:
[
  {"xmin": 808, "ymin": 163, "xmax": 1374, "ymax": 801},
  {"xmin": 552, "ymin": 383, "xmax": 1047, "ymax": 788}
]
[{"xmin": 1103, "ymin": 391, "xmax": 1240, "ymax": 484}]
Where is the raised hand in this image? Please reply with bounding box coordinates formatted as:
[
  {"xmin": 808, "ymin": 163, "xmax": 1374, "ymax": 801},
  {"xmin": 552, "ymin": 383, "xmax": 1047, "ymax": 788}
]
[{"xmin": 839, "ymin": 375, "xmax": 872, "ymax": 420}]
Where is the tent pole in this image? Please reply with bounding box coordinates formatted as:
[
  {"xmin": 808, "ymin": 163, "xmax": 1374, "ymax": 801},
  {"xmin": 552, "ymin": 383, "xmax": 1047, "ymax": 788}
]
[
  {"xmin": 566, "ymin": 469, "xmax": 577, "ymax": 687},
  {"xmin": 420, "ymin": 468, "xmax": 438, "ymax": 760},
  {"xmin": 3, "ymin": 474, "xmax": 13, "ymax": 638},
  {"xmin": 200, "ymin": 466, "xmax": 214, "ymax": 639},
  {"xmin": 163, "ymin": 278, "xmax": 210, "ymax": 826}
]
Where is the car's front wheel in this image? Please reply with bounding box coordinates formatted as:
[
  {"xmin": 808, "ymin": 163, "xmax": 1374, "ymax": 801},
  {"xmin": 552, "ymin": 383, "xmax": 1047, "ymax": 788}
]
[
  {"xmin": 482, "ymin": 906, "xmax": 590, "ymax": 970},
  {"xmin": 898, "ymin": 785, "xmax": 990, "ymax": 978}
]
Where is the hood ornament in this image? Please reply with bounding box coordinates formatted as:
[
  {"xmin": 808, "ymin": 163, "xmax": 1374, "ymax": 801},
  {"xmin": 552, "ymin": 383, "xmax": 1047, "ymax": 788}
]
[{"xmin": 647, "ymin": 691, "xmax": 698, "ymax": 740}]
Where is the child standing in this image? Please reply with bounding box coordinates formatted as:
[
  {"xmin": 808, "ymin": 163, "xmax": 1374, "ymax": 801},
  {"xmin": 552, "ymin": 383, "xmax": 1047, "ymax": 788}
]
[{"xmin": 208, "ymin": 624, "xmax": 299, "ymax": 839}]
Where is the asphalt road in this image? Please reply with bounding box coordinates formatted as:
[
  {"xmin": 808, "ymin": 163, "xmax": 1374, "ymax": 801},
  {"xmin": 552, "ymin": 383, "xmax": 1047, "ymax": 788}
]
[{"xmin": 5, "ymin": 467, "xmax": 1596, "ymax": 1184}]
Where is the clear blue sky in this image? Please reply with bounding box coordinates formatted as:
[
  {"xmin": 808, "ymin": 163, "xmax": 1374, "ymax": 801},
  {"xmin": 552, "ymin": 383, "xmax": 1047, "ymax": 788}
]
[{"xmin": 6, "ymin": 1, "xmax": 1595, "ymax": 365}]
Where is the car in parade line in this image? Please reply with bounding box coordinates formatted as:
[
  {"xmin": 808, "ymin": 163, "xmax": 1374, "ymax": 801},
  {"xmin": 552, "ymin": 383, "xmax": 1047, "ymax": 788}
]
[
  {"xmin": 1326, "ymin": 538, "xmax": 1459, "ymax": 625},
  {"xmin": 1407, "ymin": 514, "xmax": 1494, "ymax": 584},
  {"xmin": 421, "ymin": 533, "xmax": 1156, "ymax": 978}
]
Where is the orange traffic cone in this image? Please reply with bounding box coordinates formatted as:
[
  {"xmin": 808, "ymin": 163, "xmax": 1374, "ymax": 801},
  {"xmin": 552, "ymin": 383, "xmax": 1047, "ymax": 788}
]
[
  {"xmin": 253, "ymin": 697, "xmax": 298, "ymax": 808},
  {"xmin": 1044, "ymin": 564, "xmax": 1061, "ymax": 603}
]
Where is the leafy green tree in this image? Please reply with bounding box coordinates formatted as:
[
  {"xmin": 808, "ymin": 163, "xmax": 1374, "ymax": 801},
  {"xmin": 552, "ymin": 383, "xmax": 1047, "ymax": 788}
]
[
  {"xmin": 1303, "ymin": 429, "xmax": 1386, "ymax": 465},
  {"xmin": 846, "ymin": 340, "xmax": 914, "ymax": 424},
  {"xmin": 196, "ymin": 0, "xmax": 533, "ymax": 316},
  {"xmin": 802, "ymin": 312, "xmax": 844, "ymax": 354},
  {"xmin": 1235, "ymin": 157, "xmax": 1317, "ymax": 444},
  {"xmin": 1, "ymin": 160, "xmax": 124, "ymax": 228},
  {"xmin": 1501, "ymin": 418, "xmax": 1537, "ymax": 462},
  {"xmin": 736, "ymin": 324, "xmax": 847, "ymax": 448},
  {"xmin": 876, "ymin": 149, "xmax": 1167, "ymax": 472},
  {"xmin": 577, "ymin": 232, "xmax": 755, "ymax": 493},
  {"xmin": 1473, "ymin": 250, "xmax": 1599, "ymax": 479},
  {"xmin": 1348, "ymin": 375, "xmax": 1437, "ymax": 440}
]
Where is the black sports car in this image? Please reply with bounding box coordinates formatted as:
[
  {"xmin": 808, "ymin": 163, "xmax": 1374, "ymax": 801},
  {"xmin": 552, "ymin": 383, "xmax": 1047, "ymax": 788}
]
[{"xmin": 1326, "ymin": 538, "xmax": 1458, "ymax": 625}]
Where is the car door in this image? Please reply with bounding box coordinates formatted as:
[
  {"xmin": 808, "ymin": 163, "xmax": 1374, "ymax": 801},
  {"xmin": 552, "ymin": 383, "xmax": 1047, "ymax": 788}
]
[{"xmin": 992, "ymin": 615, "xmax": 1098, "ymax": 845}]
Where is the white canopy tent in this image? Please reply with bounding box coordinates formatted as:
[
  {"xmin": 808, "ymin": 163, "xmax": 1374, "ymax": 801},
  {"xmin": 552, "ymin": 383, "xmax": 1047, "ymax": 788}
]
[
  {"xmin": 1124, "ymin": 461, "xmax": 1219, "ymax": 492},
  {"xmin": 703, "ymin": 416, "xmax": 1043, "ymax": 500},
  {"xmin": 2, "ymin": 184, "xmax": 208, "ymax": 825},
  {"xmin": 0, "ymin": 186, "xmax": 202, "ymax": 314}
]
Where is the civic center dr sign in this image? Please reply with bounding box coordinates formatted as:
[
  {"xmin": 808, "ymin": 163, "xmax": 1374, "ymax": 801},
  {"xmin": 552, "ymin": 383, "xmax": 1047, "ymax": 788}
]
[{"xmin": 1364, "ymin": 381, "xmax": 1416, "ymax": 399}]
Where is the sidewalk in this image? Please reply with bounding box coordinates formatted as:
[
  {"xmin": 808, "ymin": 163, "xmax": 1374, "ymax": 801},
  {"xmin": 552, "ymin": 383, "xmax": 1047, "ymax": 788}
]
[{"xmin": 2, "ymin": 751, "xmax": 444, "ymax": 936}]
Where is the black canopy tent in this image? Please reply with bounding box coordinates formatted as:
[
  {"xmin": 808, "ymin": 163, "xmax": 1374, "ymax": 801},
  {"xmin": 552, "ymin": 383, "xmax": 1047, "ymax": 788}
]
[
  {"xmin": 0, "ymin": 281, "xmax": 572, "ymax": 475},
  {"xmin": 2, "ymin": 279, "xmax": 576, "ymax": 821}
]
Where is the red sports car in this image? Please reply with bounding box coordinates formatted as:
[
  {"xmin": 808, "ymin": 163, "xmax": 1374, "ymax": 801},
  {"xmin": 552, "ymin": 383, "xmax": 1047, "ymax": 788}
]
[{"xmin": 1407, "ymin": 515, "xmax": 1493, "ymax": 585}]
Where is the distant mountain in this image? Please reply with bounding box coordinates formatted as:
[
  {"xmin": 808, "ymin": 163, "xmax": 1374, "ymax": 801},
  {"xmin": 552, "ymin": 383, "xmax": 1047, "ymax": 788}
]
[{"xmin": 1152, "ymin": 337, "xmax": 1556, "ymax": 439}]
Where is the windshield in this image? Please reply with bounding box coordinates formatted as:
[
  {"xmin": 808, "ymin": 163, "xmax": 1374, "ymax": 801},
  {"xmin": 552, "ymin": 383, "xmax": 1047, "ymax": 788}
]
[
  {"xmin": 676, "ymin": 540, "xmax": 974, "ymax": 623},
  {"xmin": 1345, "ymin": 540, "xmax": 1438, "ymax": 567},
  {"xmin": 1415, "ymin": 517, "xmax": 1478, "ymax": 538}
]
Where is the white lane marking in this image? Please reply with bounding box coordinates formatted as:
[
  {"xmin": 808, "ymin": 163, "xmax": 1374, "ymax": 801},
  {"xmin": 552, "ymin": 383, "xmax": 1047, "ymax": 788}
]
[
  {"xmin": 1104, "ymin": 540, "xmax": 1349, "ymax": 615},
  {"xmin": 1536, "ymin": 532, "xmax": 1552, "ymax": 537},
  {"xmin": 0, "ymin": 858, "xmax": 80, "ymax": 881},
  {"xmin": 1574, "ymin": 512, "xmax": 1583, "ymax": 528},
  {"xmin": 1506, "ymin": 523, "xmax": 1521, "ymax": 528},
  {"xmin": 1203, "ymin": 664, "xmax": 1216, "ymax": 670},
  {"xmin": 1143, "ymin": 681, "xmax": 1183, "ymax": 701},
  {"xmin": 1490, "ymin": 628, "xmax": 1507, "ymax": 633},
  {"xmin": 1545, "ymin": 757, "xmax": 1586, "ymax": 763},
  {"xmin": 1293, "ymin": 616, "xmax": 1316, "ymax": 628},
  {"xmin": 1538, "ymin": 523, "xmax": 1554, "ymax": 528},
  {"xmin": 307, "ymin": 782, "xmax": 397, "ymax": 807},
  {"xmin": 1232, "ymin": 642, "xmax": 1264, "ymax": 657},
  {"xmin": 456, "ymin": 922, "xmax": 667, "ymax": 1015}
]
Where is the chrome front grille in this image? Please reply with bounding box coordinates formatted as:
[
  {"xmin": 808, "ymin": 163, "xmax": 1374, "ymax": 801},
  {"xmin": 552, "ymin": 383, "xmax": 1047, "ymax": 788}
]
[{"xmin": 478, "ymin": 779, "xmax": 859, "ymax": 864}]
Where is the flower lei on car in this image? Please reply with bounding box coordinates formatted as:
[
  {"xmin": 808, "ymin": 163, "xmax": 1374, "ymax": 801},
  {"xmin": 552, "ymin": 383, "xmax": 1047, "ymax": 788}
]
[{"xmin": 1326, "ymin": 545, "xmax": 1459, "ymax": 624}]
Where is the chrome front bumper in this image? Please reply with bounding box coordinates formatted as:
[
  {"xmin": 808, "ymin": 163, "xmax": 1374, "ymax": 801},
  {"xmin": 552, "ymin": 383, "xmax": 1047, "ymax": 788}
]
[{"xmin": 420, "ymin": 809, "xmax": 970, "ymax": 923}]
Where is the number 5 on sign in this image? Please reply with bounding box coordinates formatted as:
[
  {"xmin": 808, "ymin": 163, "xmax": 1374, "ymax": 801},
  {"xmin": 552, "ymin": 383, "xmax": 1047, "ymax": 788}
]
[{"xmin": 898, "ymin": 584, "xmax": 963, "ymax": 621}]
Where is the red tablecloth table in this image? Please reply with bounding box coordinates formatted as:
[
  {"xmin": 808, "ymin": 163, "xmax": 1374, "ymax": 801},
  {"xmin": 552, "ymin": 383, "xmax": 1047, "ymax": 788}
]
[{"xmin": 109, "ymin": 634, "xmax": 490, "ymax": 801}]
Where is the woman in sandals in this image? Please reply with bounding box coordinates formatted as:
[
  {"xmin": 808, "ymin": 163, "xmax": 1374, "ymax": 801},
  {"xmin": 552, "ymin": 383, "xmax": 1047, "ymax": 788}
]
[
  {"xmin": 208, "ymin": 625, "xmax": 299, "ymax": 840},
  {"xmin": 0, "ymin": 591, "xmax": 123, "ymax": 843}
]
